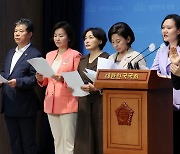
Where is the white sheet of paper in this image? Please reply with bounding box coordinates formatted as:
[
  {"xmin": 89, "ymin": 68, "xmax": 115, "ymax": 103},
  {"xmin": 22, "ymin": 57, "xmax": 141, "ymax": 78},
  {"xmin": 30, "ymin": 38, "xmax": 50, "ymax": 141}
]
[
  {"xmin": 62, "ymin": 71, "xmax": 89, "ymax": 97},
  {"xmin": 97, "ymin": 57, "xmax": 118, "ymax": 70},
  {"xmin": 27, "ymin": 57, "xmax": 55, "ymax": 77},
  {"xmin": 0, "ymin": 75, "xmax": 8, "ymax": 83},
  {"xmin": 83, "ymin": 68, "xmax": 97, "ymax": 82}
]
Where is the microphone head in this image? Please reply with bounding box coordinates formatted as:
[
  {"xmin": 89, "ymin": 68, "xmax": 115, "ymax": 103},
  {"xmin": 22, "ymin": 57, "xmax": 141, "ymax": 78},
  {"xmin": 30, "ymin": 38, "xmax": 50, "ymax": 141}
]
[
  {"xmin": 149, "ymin": 43, "xmax": 155, "ymax": 52},
  {"xmin": 127, "ymin": 62, "xmax": 134, "ymax": 69},
  {"xmin": 134, "ymin": 62, "xmax": 140, "ymax": 70}
]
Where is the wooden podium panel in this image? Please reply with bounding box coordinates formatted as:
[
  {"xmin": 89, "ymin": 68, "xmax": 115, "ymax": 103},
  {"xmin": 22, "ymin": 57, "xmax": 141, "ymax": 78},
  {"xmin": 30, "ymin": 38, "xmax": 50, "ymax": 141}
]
[
  {"xmin": 95, "ymin": 70, "xmax": 173, "ymax": 154},
  {"xmin": 104, "ymin": 90, "xmax": 146, "ymax": 151}
]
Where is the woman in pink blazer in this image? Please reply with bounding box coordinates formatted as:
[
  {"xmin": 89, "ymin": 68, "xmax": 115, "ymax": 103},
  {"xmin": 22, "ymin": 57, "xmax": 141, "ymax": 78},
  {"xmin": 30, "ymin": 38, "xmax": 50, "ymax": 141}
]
[{"xmin": 36, "ymin": 21, "xmax": 81, "ymax": 154}]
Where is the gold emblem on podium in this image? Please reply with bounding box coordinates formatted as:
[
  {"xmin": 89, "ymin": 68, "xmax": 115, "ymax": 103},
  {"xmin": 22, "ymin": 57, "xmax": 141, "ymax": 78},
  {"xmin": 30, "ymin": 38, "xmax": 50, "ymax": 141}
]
[{"xmin": 115, "ymin": 102, "xmax": 134, "ymax": 126}]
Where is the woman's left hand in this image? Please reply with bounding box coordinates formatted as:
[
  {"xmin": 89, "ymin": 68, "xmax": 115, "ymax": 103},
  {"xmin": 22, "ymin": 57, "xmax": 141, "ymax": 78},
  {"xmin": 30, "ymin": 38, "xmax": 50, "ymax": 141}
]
[
  {"xmin": 171, "ymin": 63, "xmax": 180, "ymax": 77},
  {"xmin": 80, "ymin": 82, "xmax": 96, "ymax": 92}
]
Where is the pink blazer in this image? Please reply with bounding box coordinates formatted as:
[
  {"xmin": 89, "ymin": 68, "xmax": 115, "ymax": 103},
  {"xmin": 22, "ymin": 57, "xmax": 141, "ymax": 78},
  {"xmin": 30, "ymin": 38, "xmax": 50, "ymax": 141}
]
[{"xmin": 39, "ymin": 48, "xmax": 81, "ymax": 114}]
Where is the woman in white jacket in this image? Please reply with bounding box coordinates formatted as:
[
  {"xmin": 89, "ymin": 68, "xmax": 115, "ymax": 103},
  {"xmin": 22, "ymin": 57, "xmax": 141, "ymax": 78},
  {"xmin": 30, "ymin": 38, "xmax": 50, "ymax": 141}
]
[{"xmin": 108, "ymin": 22, "xmax": 146, "ymax": 69}]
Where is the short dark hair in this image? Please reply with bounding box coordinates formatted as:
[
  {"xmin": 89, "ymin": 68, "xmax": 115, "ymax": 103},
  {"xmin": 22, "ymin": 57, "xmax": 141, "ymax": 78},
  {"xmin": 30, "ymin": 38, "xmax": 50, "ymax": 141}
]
[
  {"xmin": 82, "ymin": 27, "xmax": 107, "ymax": 50},
  {"xmin": 161, "ymin": 14, "xmax": 180, "ymax": 46},
  {"xmin": 52, "ymin": 21, "xmax": 74, "ymax": 48},
  {"xmin": 108, "ymin": 22, "xmax": 135, "ymax": 47},
  {"xmin": 15, "ymin": 18, "xmax": 34, "ymax": 33}
]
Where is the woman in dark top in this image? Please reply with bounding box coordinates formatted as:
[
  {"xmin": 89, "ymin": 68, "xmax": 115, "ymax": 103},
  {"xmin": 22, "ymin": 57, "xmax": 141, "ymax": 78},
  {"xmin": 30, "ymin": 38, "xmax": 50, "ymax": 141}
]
[{"xmin": 74, "ymin": 27, "xmax": 109, "ymax": 154}]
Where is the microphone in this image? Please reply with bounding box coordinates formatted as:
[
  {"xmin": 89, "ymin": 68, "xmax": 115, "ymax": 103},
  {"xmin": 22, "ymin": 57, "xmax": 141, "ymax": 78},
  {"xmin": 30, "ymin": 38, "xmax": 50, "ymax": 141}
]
[
  {"xmin": 134, "ymin": 46, "xmax": 161, "ymax": 69},
  {"xmin": 127, "ymin": 43, "xmax": 155, "ymax": 69}
]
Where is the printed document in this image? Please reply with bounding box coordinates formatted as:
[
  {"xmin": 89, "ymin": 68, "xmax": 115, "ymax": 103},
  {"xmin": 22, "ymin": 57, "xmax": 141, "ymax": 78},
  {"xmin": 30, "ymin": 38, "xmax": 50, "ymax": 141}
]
[
  {"xmin": 62, "ymin": 71, "xmax": 89, "ymax": 97},
  {"xmin": 0, "ymin": 75, "xmax": 8, "ymax": 83},
  {"xmin": 27, "ymin": 57, "xmax": 55, "ymax": 77},
  {"xmin": 97, "ymin": 57, "xmax": 118, "ymax": 70},
  {"xmin": 83, "ymin": 68, "xmax": 97, "ymax": 82}
]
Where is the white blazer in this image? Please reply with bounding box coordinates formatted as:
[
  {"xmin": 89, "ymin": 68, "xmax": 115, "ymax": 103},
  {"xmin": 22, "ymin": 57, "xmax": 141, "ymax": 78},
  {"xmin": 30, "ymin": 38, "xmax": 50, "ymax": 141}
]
[{"xmin": 108, "ymin": 48, "xmax": 147, "ymax": 69}]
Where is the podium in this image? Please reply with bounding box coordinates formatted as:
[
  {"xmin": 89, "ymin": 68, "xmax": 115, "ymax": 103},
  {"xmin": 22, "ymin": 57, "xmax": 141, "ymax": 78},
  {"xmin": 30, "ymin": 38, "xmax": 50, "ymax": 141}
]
[{"xmin": 94, "ymin": 70, "xmax": 173, "ymax": 154}]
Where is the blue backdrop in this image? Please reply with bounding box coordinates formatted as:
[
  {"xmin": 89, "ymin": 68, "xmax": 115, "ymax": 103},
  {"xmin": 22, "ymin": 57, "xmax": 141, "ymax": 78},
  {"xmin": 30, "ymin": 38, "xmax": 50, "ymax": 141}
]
[{"xmin": 81, "ymin": 0, "xmax": 180, "ymax": 68}]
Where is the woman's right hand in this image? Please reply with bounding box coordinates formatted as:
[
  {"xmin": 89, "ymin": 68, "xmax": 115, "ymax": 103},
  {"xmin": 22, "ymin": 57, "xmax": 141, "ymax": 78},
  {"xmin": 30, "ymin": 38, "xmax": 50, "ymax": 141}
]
[
  {"xmin": 169, "ymin": 47, "xmax": 180, "ymax": 65},
  {"xmin": 35, "ymin": 72, "xmax": 44, "ymax": 82}
]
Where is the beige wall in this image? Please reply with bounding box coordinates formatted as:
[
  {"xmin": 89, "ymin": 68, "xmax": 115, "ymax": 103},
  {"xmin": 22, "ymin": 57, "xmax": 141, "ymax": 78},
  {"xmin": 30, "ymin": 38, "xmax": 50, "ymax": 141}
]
[{"xmin": 0, "ymin": 0, "xmax": 43, "ymax": 153}]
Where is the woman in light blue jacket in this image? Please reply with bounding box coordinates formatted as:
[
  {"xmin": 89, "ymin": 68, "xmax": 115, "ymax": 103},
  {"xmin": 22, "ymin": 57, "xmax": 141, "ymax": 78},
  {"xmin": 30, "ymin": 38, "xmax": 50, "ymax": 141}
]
[{"xmin": 151, "ymin": 14, "xmax": 180, "ymax": 154}]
